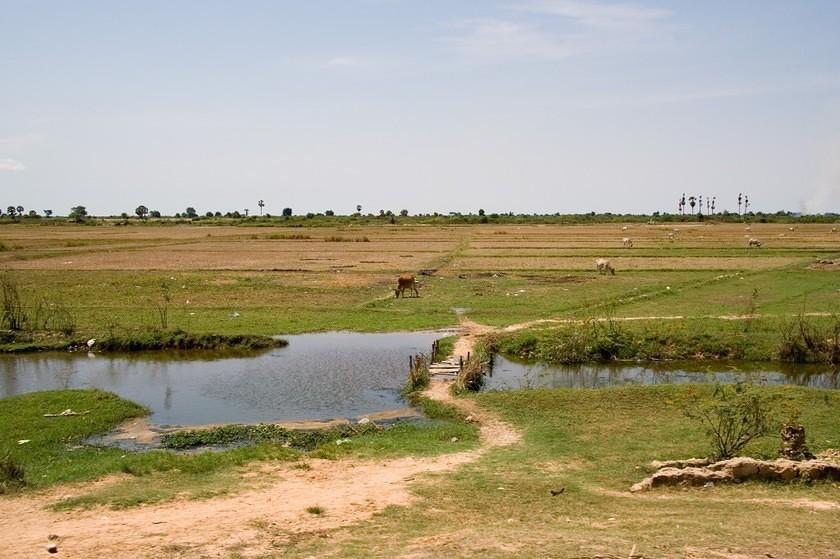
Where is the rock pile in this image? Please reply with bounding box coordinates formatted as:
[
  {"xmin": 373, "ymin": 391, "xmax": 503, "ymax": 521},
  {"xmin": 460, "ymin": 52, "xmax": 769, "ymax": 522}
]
[{"xmin": 631, "ymin": 455, "xmax": 840, "ymax": 492}]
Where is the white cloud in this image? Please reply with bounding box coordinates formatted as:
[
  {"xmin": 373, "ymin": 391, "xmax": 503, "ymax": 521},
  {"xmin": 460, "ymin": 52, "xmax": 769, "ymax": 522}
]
[
  {"xmin": 516, "ymin": 0, "xmax": 671, "ymax": 30},
  {"xmin": 444, "ymin": 18, "xmax": 574, "ymax": 61},
  {"xmin": 0, "ymin": 158, "xmax": 26, "ymax": 172}
]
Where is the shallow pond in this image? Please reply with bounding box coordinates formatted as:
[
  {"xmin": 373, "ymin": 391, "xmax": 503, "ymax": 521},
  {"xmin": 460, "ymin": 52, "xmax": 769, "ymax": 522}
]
[
  {"xmin": 0, "ymin": 331, "xmax": 445, "ymax": 425},
  {"xmin": 486, "ymin": 355, "xmax": 840, "ymax": 391}
]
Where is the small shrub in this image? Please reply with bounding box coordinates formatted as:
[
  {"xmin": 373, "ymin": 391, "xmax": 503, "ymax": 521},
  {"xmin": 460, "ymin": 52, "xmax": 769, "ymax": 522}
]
[
  {"xmin": 455, "ymin": 357, "xmax": 485, "ymax": 392},
  {"xmin": 49, "ymin": 302, "xmax": 77, "ymax": 336},
  {"xmin": 0, "ymin": 275, "xmax": 27, "ymax": 330},
  {"xmin": 778, "ymin": 313, "xmax": 840, "ymax": 364},
  {"xmin": 0, "ymin": 454, "xmax": 26, "ymax": 493},
  {"xmin": 406, "ymin": 353, "xmax": 430, "ymax": 392},
  {"xmin": 684, "ymin": 383, "xmax": 783, "ymax": 461},
  {"xmin": 305, "ymin": 506, "xmax": 325, "ymax": 515}
]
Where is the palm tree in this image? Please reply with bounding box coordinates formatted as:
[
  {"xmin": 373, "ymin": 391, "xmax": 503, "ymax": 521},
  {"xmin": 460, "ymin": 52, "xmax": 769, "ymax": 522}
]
[
  {"xmin": 356, "ymin": 204, "xmax": 362, "ymax": 214},
  {"xmin": 738, "ymin": 193, "xmax": 743, "ymax": 216},
  {"xmin": 698, "ymin": 195, "xmax": 703, "ymax": 215},
  {"xmin": 711, "ymin": 197, "xmax": 716, "ymax": 215},
  {"xmin": 258, "ymin": 200, "xmax": 264, "ymax": 215},
  {"xmin": 688, "ymin": 196, "xmax": 697, "ymax": 215},
  {"xmin": 16, "ymin": 206, "xmax": 23, "ymax": 215},
  {"xmin": 6, "ymin": 206, "xmax": 16, "ymax": 217},
  {"xmin": 744, "ymin": 196, "xmax": 750, "ymax": 214}
]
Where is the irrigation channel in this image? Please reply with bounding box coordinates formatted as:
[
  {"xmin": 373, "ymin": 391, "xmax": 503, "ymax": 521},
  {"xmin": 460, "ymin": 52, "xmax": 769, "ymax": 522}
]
[{"xmin": 1, "ymin": 331, "xmax": 838, "ymax": 428}]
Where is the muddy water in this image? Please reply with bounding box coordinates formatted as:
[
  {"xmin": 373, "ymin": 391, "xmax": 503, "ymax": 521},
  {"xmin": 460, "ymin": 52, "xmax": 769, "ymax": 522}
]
[
  {"xmin": 486, "ymin": 354, "xmax": 840, "ymax": 391},
  {"xmin": 0, "ymin": 331, "xmax": 445, "ymax": 425}
]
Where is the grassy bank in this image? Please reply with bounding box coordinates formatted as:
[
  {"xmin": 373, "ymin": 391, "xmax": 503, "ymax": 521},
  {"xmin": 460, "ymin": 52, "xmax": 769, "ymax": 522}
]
[
  {"xmin": 0, "ymin": 389, "xmax": 477, "ymax": 508},
  {"xmin": 272, "ymin": 384, "xmax": 840, "ymax": 558},
  {"xmin": 494, "ymin": 315, "xmax": 840, "ymax": 364},
  {"xmin": 0, "ymin": 329, "xmax": 284, "ymax": 354}
]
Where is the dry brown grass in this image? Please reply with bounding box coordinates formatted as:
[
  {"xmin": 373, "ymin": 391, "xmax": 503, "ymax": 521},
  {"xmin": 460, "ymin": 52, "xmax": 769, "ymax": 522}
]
[{"xmin": 2, "ymin": 222, "xmax": 836, "ymax": 273}]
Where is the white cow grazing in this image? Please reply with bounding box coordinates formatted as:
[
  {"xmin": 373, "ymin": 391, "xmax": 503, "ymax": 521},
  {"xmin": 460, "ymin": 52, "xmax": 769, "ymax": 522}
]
[
  {"xmin": 744, "ymin": 226, "xmax": 751, "ymax": 231},
  {"xmin": 621, "ymin": 226, "xmax": 628, "ymax": 231},
  {"xmin": 748, "ymin": 238, "xmax": 762, "ymax": 247},
  {"xmin": 596, "ymin": 258, "xmax": 615, "ymax": 275},
  {"xmin": 622, "ymin": 237, "xmax": 633, "ymax": 248}
]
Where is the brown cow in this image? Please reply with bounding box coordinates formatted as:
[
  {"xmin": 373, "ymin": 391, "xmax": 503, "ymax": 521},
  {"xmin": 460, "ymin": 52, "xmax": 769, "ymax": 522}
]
[{"xmin": 394, "ymin": 275, "xmax": 419, "ymax": 298}]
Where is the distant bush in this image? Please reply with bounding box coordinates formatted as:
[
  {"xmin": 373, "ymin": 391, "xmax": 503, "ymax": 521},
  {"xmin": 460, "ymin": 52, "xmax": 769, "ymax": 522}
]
[
  {"xmin": 325, "ymin": 236, "xmax": 370, "ymax": 242},
  {"xmin": 265, "ymin": 233, "xmax": 311, "ymax": 240}
]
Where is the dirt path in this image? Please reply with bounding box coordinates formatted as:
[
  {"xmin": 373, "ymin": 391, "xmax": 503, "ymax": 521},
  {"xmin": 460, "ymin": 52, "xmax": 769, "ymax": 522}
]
[{"xmin": 0, "ymin": 322, "xmax": 521, "ymax": 559}]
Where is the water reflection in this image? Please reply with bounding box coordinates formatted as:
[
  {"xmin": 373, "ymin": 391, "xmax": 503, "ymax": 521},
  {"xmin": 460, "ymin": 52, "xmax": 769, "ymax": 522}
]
[
  {"xmin": 0, "ymin": 331, "xmax": 445, "ymax": 425},
  {"xmin": 486, "ymin": 355, "xmax": 840, "ymax": 391}
]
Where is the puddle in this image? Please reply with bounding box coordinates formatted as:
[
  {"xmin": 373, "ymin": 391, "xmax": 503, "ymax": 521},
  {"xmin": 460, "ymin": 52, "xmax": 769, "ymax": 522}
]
[{"xmin": 0, "ymin": 331, "xmax": 448, "ymax": 425}]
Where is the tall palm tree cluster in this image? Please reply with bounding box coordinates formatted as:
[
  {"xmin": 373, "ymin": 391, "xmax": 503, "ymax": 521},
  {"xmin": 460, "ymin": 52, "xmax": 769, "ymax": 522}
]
[{"xmin": 677, "ymin": 194, "xmax": 717, "ymax": 216}]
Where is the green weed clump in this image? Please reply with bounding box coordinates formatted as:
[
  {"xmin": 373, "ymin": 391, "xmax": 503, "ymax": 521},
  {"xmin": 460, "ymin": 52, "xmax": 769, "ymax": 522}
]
[
  {"xmin": 0, "ymin": 454, "xmax": 26, "ymax": 493},
  {"xmin": 455, "ymin": 334, "xmax": 497, "ymax": 392},
  {"xmin": 777, "ymin": 314, "xmax": 840, "ymax": 365},
  {"xmin": 405, "ymin": 353, "xmax": 431, "ymax": 393},
  {"xmin": 160, "ymin": 422, "xmax": 380, "ymax": 450},
  {"xmin": 497, "ymin": 319, "xmax": 761, "ymax": 364},
  {"xmin": 1, "ymin": 274, "xmax": 27, "ymax": 330},
  {"xmin": 94, "ymin": 331, "xmax": 286, "ymax": 352}
]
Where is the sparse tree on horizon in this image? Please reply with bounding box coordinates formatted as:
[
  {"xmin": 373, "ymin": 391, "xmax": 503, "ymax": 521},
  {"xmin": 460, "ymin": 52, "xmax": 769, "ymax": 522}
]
[
  {"xmin": 69, "ymin": 206, "xmax": 88, "ymax": 222},
  {"xmin": 738, "ymin": 193, "xmax": 743, "ymax": 216},
  {"xmin": 185, "ymin": 207, "xmax": 198, "ymax": 218},
  {"xmin": 16, "ymin": 206, "xmax": 23, "ymax": 215},
  {"xmin": 44, "ymin": 209, "xmax": 52, "ymax": 217},
  {"xmin": 6, "ymin": 206, "xmax": 16, "ymax": 217},
  {"xmin": 258, "ymin": 200, "xmax": 264, "ymax": 215},
  {"xmin": 135, "ymin": 205, "xmax": 149, "ymax": 220},
  {"xmin": 689, "ymin": 196, "xmax": 697, "ymax": 214},
  {"xmin": 282, "ymin": 208, "xmax": 292, "ymax": 217}
]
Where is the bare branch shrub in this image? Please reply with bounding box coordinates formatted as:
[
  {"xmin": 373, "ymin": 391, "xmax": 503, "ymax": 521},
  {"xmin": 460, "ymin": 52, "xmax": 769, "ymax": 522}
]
[{"xmin": 685, "ymin": 383, "xmax": 782, "ymax": 461}]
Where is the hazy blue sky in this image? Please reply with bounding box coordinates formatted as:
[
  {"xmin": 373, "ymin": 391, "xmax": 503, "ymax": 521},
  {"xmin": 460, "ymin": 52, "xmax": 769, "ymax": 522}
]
[{"xmin": 2, "ymin": 1, "xmax": 839, "ymax": 216}]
